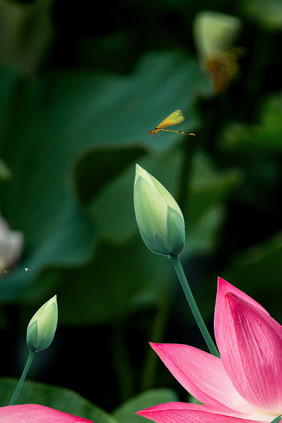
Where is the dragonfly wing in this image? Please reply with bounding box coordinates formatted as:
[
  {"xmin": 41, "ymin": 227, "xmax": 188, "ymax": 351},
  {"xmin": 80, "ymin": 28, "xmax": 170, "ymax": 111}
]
[{"xmin": 156, "ymin": 109, "xmax": 185, "ymax": 129}]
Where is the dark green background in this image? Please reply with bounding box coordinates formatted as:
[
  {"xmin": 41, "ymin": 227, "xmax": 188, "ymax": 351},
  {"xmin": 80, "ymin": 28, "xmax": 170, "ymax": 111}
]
[{"xmin": 0, "ymin": 0, "xmax": 282, "ymax": 421}]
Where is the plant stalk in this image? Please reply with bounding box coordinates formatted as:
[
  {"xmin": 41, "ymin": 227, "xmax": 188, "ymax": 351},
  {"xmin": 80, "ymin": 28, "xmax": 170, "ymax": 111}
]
[
  {"xmin": 171, "ymin": 254, "xmax": 219, "ymax": 357},
  {"xmin": 9, "ymin": 350, "xmax": 36, "ymax": 405}
]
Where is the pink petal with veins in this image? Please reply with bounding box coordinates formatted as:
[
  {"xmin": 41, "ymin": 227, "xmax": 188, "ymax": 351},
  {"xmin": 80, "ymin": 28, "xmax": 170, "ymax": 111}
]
[
  {"xmin": 136, "ymin": 402, "xmax": 265, "ymax": 423},
  {"xmin": 214, "ymin": 278, "xmax": 270, "ymax": 343},
  {"xmin": 150, "ymin": 343, "xmax": 254, "ymax": 414},
  {"xmin": 217, "ymin": 293, "xmax": 282, "ymax": 414},
  {"xmin": 0, "ymin": 404, "xmax": 93, "ymax": 422}
]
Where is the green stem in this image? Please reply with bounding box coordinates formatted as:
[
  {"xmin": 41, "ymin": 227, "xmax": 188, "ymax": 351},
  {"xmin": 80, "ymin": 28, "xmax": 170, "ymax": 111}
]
[
  {"xmin": 170, "ymin": 255, "xmax": 219, "ymax": 357},
  {"xmin": 9, "ymin": 350, "xmax": 36, "ymax": 405}
]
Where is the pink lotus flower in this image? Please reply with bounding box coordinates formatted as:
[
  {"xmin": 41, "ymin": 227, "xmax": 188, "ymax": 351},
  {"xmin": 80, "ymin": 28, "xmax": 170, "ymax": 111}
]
[
  {"xmin": 137, "ymin": 277, "xmax": 282, "ymax": 423},
  {"xmin": 0, "ymin": 404, "xmax": 94, "ymax": 422}
]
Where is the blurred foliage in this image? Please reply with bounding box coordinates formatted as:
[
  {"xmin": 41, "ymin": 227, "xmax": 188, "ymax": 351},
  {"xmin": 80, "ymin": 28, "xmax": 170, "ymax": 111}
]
[
  {"xmin": 112, "ymin": 388, "xmax": 178, "ymax": 423},
  {"xmin": 0, "ymin": 0, "xmax": 282, "ymax": 419},
  {"xmin": 0, "ymin": 378, "xmax": 117, "ymax": 422},
  {"xmin": 0, "ymin": 158, "xmax": 11, "ymax": 182},
  {"xmin": 0, "ymin": 378, "xmax": 178, "ymax": 422}
]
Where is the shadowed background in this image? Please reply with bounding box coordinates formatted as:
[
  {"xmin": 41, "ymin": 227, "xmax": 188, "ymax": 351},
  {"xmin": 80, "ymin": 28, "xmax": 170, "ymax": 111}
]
[{"xmin": 0, "ymin": 0, "xmax": 282, "ymax": 421}]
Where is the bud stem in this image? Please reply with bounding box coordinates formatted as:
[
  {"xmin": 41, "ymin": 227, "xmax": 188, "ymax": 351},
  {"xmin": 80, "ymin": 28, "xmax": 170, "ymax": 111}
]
[
  {"xmin": 170, "ymin": 255, "xmax": 219, "ymax": 357},
  {"xmin": 9, "ymin": 350, "xmax": 36, "ymax": 405}
]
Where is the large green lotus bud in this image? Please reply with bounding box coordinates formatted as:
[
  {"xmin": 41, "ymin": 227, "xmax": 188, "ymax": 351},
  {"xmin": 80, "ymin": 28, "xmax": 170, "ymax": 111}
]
[
  {"xmin": 26, "ymin": 296, "xmax": 58, "ymax": 352},
  {"xmin": 134, "ymin": 164, "xmax": 185, "ymax": 256}
]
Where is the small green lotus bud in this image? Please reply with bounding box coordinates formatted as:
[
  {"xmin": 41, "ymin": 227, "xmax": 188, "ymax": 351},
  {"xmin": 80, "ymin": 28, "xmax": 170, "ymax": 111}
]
[
  {"xmin": 26, "ymin": 296, "xmax": 58, "ymax": 352},
  {"xmin": 134, "ymin": 164, "xmax": 185, "ymax": 256}
]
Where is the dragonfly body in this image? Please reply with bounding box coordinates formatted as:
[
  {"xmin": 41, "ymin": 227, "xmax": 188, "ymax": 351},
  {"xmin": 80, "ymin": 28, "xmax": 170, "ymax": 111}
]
[{"xmin": 149, "ymin": 110, "xmax": 195, "ymax": 136}]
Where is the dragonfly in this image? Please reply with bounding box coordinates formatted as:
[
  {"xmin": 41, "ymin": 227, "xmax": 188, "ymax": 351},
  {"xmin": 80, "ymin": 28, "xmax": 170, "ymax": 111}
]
[{"xmin": 149, "ymin": 110, "xmax": 195, "ymax": 136}]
